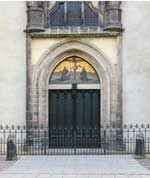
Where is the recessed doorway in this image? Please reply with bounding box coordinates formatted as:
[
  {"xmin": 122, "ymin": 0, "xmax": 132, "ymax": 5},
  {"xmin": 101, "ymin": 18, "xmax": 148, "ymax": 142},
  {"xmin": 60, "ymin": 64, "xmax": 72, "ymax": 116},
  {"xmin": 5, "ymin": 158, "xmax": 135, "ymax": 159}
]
[{"xmin": 48, "ymin": 56, "xmax": 101, "ymax": 148}]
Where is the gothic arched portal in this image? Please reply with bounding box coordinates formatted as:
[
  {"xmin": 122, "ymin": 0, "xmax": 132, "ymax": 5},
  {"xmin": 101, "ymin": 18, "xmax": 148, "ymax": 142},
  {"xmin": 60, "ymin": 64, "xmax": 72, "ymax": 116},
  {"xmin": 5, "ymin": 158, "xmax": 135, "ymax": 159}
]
[
  {"xmin": 28, "ymin": 39, "xmax": 119, "ymax": 131},
  {"xmin": 48, "ymin": 56, "xmax": 100, "ymax": 131},
  {"xmin": 48, "ymin": 56, "xmax": 101, "ymax": 148}
]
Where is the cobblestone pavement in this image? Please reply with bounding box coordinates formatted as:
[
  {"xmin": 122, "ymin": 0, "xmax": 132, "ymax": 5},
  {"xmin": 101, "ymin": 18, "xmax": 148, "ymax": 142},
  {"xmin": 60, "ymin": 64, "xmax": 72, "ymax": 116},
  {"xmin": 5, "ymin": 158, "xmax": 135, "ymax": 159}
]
[
  {"xmin": 0, "ymin": 156, "xmax": 17, "ymax": 172},
  {"xmin": 0, "ymin": 155, "xmax": 150, "ymax": 178}
]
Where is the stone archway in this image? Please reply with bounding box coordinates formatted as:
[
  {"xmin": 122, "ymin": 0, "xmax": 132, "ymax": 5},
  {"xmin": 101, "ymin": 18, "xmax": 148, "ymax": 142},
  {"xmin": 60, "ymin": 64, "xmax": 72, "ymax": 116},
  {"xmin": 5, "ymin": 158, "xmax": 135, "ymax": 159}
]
[{"xmin": 27, "ymin": 39, "xmax": 119, "ymax": 128}]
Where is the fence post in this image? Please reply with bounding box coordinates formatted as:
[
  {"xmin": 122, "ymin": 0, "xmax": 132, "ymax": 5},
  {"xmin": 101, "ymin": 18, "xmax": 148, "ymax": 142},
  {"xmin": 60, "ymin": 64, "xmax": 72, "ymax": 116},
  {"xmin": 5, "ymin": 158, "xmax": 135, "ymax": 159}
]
[
  {"xmin": 6, "ymin": 135, "xmax": 17, "ymax": 161},
  {"xmin": 104, "ymin": 129, "xmax": 106, "ymax": 155},
  {"xmin": 44, "ymin": 130, "xmax": 47, "ymax": 155},
  {"xmin": 74, "ymin": 131, "xmax": 76, "ymax": 155},
  {"xmin": 116, "ymin": 127, "xmax": 124, "ymax": 151},
  {"xmin": 135, "ymin": 132, "xmax": 145, "ymax": 158}
]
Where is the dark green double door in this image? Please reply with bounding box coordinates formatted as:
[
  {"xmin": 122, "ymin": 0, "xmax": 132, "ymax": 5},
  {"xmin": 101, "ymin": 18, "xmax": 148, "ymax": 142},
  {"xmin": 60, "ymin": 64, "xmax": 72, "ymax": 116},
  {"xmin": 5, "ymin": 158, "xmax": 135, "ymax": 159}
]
[{"xmin": 49, "ymin": 89, "xmax": 100, "ymax": 148}]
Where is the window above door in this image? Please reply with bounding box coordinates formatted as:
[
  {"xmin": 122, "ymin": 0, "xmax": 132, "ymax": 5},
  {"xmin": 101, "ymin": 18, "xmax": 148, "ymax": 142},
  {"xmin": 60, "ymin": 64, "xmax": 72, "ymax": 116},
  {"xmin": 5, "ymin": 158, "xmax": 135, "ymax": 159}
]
[{"xmin": 48, "ymin": 2, "xmax": 99, "ymax": 27}]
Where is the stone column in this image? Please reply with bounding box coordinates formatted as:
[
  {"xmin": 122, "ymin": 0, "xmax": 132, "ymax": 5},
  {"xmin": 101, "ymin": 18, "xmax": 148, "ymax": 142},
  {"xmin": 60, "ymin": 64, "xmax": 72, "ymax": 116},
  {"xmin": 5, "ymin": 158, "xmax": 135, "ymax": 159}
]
[
  {"xmin": 103, "ymin": 1, "xmax": 122, "ymax": 32},
  {"xmin": 26, "ymin": 1, "xmax": 45, "ymax": 32}
]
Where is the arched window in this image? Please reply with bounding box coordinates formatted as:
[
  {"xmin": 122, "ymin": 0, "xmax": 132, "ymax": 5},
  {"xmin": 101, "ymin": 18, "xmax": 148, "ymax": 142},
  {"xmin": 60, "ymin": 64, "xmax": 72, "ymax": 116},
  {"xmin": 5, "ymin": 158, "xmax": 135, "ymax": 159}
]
[
  {"xmin": 49, "ymin": 56, "xmax": 100, "ymax": 84},
  {"xmin": 48, "ymin": 2, "xmax": 99, "ymax": 27}
]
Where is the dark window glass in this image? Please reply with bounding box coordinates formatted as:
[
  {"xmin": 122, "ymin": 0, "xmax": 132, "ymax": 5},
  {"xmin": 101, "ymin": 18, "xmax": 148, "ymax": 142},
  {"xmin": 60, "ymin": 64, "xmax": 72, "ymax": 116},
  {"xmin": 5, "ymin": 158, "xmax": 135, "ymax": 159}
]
[
  {"xmin": 66, "ymin": 2, "xmax": 82, "ymax": 26},
  {"xmin": 48, "ymin": 2, "xmax": 99, "ymax": 27},
  {"xmin": 85, "ymin": 4, "xmax": 99, "ymax": 26},
  {"xmin": 49, "ymin": 2, "xmax": 65, "ymax": 26}
]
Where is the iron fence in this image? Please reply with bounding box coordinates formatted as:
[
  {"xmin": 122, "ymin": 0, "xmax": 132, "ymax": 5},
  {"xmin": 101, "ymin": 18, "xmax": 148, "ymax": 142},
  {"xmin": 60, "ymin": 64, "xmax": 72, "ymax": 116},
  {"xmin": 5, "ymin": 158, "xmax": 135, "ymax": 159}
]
[{"xmin": 0, "ymin": 124, "xmax": 150, "ymax": 155}]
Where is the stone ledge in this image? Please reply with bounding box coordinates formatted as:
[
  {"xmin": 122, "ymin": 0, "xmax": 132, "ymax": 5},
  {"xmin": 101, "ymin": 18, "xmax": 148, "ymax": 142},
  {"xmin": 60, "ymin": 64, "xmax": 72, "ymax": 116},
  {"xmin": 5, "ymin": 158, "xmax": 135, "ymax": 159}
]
[{"xmin": 26, "ymin": 27, "xmax": 121, "ymax": 38}]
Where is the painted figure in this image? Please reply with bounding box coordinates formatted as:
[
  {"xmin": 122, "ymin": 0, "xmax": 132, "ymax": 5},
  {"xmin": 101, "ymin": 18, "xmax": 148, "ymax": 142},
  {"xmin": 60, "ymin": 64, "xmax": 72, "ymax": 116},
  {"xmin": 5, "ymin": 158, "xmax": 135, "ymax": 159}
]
[
  {"xmin": 60, "ymin": 67, "xmax": 71, "ymax": 81},
  {"xmin": 80, "ymin": 67, "xmax": 88, "ymax": 81}
]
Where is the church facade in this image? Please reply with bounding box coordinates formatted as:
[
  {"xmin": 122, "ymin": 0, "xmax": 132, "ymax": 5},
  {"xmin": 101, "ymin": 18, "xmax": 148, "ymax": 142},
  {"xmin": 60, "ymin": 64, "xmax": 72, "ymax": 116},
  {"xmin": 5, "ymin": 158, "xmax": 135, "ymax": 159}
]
[{"xmin": 0, "ymin": 1, "xmax": 150, "ymax": 131}]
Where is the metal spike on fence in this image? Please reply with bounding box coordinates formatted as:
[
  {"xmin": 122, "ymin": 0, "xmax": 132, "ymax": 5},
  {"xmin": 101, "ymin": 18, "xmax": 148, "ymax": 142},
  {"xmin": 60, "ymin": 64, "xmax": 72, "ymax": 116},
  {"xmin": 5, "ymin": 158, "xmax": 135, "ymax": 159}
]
[
  {"xmin": 112, "ymin": 124, "xmax": 116, "ymax": 129},
  {"xmin": 130, "ymin": 124, "xmax": 133, "ymax": 128},
  {"xmin": 123, "ymin": 124, "xmax": 127, "ymax": 129},
  {"xmin": 135, "ymin": 124, "xmax": 138, "ymax": 128},
  {"xmin": 141, "ymin": 124, "xmax": 144, "ymax": 128},
  {"xmin": 106, "ymin": 124, "xmax": 110, "ymax": 129},
  {"xmin": 41, "ymin": 124, "xmax": 44, "ymax": 129}
]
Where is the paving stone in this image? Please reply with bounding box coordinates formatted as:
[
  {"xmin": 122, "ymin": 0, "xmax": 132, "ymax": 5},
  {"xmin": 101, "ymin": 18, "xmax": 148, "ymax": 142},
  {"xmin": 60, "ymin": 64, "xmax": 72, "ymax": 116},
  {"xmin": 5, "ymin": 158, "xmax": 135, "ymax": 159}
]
[
  {"xmin": 1, "ymin": 155, "xmax": 150, "ymax": 178},
  {"xmin": 0, "ymin": 175, "xmax": 11, "ymax": 178},
  {"xmin": 89, "ymin": 176, "xmax": 103, "ymax": 178},
  {"xmin": 37, "ymin": 174, "xmax": 52, "ymax": 178},
  {"xmin": 11, "ymin": 174, "xmax": 25, "ymax": 178},
  {"xmin": 62, "ymin": 175, "xmax": 76, "ymax": 178},
  {"xmin": 141, "ymin": 175, "xmax": 150, "ymax": 178},
  {"xmin": 23, "ymin": 174, "xmax": 38, "ymax": 178},
  {"xmin": 0, "ymin": 156, "xmax": 17, "ymax": 172},
  {"xmin": 102, "ymin": 175, "xmax": 115, "ymax": 178},
  {"xmin": 115, "ymin": 175, "xmax": 128, "ymax": 178},
  {"xmin": 51, "ymin": 176, "xmax": 63, "ymax": 178},
  {"xmin": 136, "ymin": 158, "xmax": 150, "ymax": 171}
]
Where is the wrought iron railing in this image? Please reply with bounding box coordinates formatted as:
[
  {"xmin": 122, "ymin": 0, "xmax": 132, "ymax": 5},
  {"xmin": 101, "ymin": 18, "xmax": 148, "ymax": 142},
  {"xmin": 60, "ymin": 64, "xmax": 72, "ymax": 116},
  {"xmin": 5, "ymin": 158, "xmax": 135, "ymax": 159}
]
[{"xmin": 0, "ymin": 124, "xmax": 150, "ymax": 155}]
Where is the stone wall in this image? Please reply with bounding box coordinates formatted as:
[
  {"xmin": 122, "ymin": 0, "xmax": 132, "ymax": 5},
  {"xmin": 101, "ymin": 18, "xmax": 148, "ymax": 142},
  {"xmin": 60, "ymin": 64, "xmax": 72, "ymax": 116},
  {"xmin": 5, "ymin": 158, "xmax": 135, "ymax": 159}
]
[
  {"xmin": 1, "ymin": 1, "xmax": 150, "ymax": 127},
  {"xmin": 31, "ymin": 37, "xmax": 118, "ymax": 65},
  {"xmin": 0, "ymin": 2, "xmax": 26, "ymax": 126},
  {"xmin": 122, "ymin": 2, "xmax": 150, "ymax": 125},
  {"xmin": 28, "ymin": 35, "xmax": 120, "ymax": 127}
]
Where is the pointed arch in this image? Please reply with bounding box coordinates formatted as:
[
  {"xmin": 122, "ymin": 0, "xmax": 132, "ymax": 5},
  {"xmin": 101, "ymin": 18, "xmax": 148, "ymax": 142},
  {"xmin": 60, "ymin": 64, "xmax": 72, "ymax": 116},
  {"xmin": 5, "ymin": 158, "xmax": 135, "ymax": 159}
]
[{"xmin": 30, "ymin": 39, "xmax": 118, "ymax": 127}]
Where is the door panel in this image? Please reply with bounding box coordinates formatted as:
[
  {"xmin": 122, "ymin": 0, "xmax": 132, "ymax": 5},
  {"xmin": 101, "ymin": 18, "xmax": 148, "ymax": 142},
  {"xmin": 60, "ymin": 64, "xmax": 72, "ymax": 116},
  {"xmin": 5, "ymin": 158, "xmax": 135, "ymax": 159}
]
[{"xmin": 49, "ymin": 89, "xmax": 100, "ymax": 148}]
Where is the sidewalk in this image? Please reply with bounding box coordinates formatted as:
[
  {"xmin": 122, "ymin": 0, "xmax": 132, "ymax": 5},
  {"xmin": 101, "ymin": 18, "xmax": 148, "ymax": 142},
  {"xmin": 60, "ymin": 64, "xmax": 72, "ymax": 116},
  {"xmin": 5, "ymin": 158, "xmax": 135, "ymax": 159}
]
[
  {"xmin": 0, "ymin": 155, "xmax": 150, "ymax": 178},
  {"xmin": 0, "ymin": 156, "xmax": 16, "ymax": 173}
]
